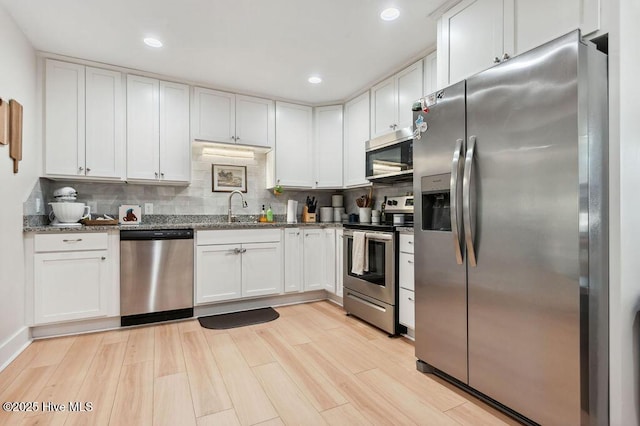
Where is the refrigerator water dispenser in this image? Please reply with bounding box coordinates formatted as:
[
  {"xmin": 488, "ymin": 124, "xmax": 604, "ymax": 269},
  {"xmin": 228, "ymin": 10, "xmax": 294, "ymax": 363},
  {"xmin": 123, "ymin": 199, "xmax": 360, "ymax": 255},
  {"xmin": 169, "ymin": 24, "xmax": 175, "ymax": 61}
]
[{"xmin": 421, "ymin": 173, "xmax": 451, "ymax": 231}]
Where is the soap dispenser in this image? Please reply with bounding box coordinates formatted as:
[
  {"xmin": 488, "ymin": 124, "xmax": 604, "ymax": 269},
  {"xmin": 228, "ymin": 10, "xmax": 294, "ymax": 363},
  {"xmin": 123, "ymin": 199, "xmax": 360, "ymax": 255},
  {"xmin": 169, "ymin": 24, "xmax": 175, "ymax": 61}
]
[{"xmin": 266, "ymin": 205, "xmax": 274, "ymax": 223}]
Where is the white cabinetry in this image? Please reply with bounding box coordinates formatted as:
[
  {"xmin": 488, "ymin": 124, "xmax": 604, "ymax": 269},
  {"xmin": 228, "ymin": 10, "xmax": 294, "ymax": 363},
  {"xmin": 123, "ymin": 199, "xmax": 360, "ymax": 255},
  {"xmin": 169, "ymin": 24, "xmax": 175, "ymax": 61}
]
[
  {"xmin": 343, "ymin": 92, "xmax": 370, "ymax": 187},
  {"xmin": 370, "ymin": 60, "xmax": 423, "ymax": 139},
  {"xmin": 398, "ymin": 233, "xmax": 415, "ymax": 331},
  {"xmin": 45, "ymin": 59, "xmax": 124, "ymax": 179},
  {"xmin": 195, "ymin": 230, "xmax": 283, "ymax": 304},
  {"xmin": 268, "ymin": 101, "xmax": 313, "ymax": 188},
  {"xmin": 192, "ymin": 88, "xmax": 275, "ymax": 148},
  {"xmin": 335, "ymin": 228, "xmax": 344, "ymax": 297},
  {"xmin": 284, "ymin": 228, "xmax": 303, "ymax": 293},
  {"xmin": 303, "ymin": 228, "xmax": 324, "ymax": 291},
  {"xmin": 29, "ymin": 232, "xmax": 118, "ymax": 325},
  {"xmin": 314, "ymin": 105, "xmax": 343, "ymax": 188},
  {"xmin": 437, "ymin": 0, "xmax": 599, "ymax": 88},
  {"xmin": 323, "ymin": 229, "xmax": 337, "ymax": 293},
  {"xmin": 424, "ymin": 51, "xmax": 438, "ymax": 95},
  {"xmin": 127, "ymin": 76, "xmax": 190, "ymax": 183}
]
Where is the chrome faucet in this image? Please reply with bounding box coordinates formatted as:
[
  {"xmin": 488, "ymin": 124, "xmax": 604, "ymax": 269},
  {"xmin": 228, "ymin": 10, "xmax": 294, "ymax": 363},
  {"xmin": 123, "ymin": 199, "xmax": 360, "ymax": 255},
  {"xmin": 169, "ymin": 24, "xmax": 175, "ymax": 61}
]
[{"xmin": 228, "ymin": 190, "xmax": 248, "ymax": 223}]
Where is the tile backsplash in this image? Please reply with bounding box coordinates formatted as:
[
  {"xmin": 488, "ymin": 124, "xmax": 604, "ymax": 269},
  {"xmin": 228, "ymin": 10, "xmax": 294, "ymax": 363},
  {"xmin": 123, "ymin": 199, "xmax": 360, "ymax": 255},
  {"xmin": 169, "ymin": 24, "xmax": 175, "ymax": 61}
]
[{"xmin": 24, "ymin": 146, "xmax": 334, "ymax": 219}]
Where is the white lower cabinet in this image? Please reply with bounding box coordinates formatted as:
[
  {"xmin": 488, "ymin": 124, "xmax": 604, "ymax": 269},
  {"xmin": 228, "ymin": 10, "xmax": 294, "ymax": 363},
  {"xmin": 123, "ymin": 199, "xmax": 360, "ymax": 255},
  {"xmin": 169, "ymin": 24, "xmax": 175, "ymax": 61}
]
[
  {"xmin": 27, "ymin": 232, "xmax": 119, "ymax": 326},
  {"xmin": 195, "ymin": 230, "xmax": 283, "ymax": 304},
  {"xmin": 335, "ymin": 228, "xmax": 344, "ymax": 297},
  {"xmin": 303, "ymin": 229, "xmax": 324, "ymax": 291},
  {"xmin": 284, "ymin": 228, "xmax": 303, "ymax": 293},
  {"xmin": 399, "ymin": 233, "xmax": 415, "ymax": 330},
  {"xmin": 323, "ymin": 228, "xmax": 336, "ymax": 293}
]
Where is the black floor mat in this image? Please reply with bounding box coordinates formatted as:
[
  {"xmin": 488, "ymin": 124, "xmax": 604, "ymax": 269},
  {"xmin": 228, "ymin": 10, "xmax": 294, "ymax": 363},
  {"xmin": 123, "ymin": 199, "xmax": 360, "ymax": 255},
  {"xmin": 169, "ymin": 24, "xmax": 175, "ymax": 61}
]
[{"xmin": 198, "ymin": 307, "xmax": 280, "ymax": 330}]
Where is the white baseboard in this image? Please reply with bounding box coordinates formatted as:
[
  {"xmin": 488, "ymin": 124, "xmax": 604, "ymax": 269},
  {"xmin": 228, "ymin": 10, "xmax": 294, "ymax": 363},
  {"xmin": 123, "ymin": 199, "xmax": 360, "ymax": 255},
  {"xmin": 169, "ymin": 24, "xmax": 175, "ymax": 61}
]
[
  {"xmin": 194, "ymin": 291, "xmax": 327, "ymax": 317},
  {"xmin": 0, "ymin": 327, "xmax": 31, "ymax": 373}
]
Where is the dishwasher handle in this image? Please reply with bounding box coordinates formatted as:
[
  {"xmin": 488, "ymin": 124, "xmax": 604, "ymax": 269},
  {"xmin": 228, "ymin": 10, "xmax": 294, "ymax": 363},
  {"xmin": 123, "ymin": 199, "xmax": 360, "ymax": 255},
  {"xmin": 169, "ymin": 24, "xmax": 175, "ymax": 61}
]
[{"xmin": 120, "ymin": 229, "xmax": 194, "ymax": 240}]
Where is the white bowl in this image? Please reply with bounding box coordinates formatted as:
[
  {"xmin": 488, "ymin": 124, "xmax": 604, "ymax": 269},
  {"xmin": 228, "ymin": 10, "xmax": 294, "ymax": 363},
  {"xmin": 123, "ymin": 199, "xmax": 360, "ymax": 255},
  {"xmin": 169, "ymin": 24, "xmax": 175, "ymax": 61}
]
[{"xmin": 49, "ymin": 202, "xmax": 90, "ymax": 224}]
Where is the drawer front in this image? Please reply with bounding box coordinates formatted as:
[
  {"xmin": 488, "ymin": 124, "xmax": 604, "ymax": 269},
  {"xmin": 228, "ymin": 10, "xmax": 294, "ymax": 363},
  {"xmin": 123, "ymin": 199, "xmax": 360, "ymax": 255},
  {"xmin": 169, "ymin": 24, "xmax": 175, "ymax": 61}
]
[
  {"xmin": 197, "ymin": 229, "xmax": 282, "ymax": 245},
  {"xmin": 35, "ymin": 232, "xmax": 108, "ymax": 252},
  {"xmin": 399, "ymin": 233, "xmax": 414, "ymax": 254},
  {"xmin": 399, "ymin": 288, "xmax": 415, "ymax": 329},
  {"xmin": 399, "ymin": 252, "xmax": 415, "ymax": 291}
]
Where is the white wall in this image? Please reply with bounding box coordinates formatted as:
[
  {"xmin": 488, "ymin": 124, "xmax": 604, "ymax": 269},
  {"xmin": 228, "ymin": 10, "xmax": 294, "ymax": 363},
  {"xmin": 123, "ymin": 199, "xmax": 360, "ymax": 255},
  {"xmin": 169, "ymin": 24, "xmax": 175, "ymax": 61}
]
[
  {"xmin": 0, "ymin": 5, "xmax": 38, "ymax": 367},
  {"xmin": 608, "ymin": 0, "xmax": 640, "ymax": 424}
]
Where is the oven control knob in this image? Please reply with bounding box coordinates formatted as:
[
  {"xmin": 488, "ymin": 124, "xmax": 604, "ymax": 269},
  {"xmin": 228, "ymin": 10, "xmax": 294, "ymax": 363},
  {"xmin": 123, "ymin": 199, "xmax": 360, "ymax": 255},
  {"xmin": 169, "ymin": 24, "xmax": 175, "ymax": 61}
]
[{"xmin": 392, "ymin": 200, "xmax": 398, "ymax": 205}]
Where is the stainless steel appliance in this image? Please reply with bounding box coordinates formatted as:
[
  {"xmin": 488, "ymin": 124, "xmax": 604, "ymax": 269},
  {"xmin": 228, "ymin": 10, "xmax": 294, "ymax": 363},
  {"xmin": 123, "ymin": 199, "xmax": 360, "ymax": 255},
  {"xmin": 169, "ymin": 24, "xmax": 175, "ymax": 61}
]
[
  {"xmin": 365, "ymin": 128, "xmax": 413, "ymax": 182},
  {"xmin": 413, "ymin": 31, "xmax": 608, "ymax": 425},
  {"xmin": 343, "ymin": 195, "xmax": 414, "ymax": 335},
  {"xmin": 120, "ymin": 229, "xmax": 194, "ymax": 326}
]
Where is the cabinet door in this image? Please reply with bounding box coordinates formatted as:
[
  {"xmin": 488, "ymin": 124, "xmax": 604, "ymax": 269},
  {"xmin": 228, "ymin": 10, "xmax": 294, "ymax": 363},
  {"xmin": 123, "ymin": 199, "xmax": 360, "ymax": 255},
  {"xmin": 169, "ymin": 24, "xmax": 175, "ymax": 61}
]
[
  {"xmin": 335, "ymin": 229, "xmax": 344, "ymax": 297},
  {"xmin": 34, "ymin": 250, "xmax": 109, "ymax": 324},
  {"xmin": 236, "ymin": 95, "xmax": 275, "ymax": 148},
  {"xmin": 85, "ymin": 67, "xmax": 124, "ymax": 179},
  {"xmin": 396, "ymin": 60, "xmax": 424, "ymax": 130},
  {"xmin": 44, "ymin": 60, "xmax": 85, "ymax": 176},
  {"xmin": 242, "ymin": 242, "xmax": 283, "ymax": 297},
  {"xmin": 196, "ymin": 244, "xmax": 242, "ymax": 303},
  {"xmin": 370, "ymin": 77, "xmax": 396, "ymax": 138},
  {"xmin": 424, "ymin": 51, "xmax": 438, "ymax": 95},
  {"xmin": 284, "ymin": 228, "xmax": 303, "ymax": 293},
  {"xmin": 303, "ymin": 229, "xmax": 323, "ymax": 291},
  {"xmin": 343, "ymin": 92, "xmax": 370, "ymax": 187},
  {"xmin": 314, "ymin": 105, "xmax": 343, "ymax": 188},
  {"xmin": 275, "ymin": 102, "xmax": 313, "ymax": 187},
  {"xmin": 399, "ymin": 288, "xmax": 415, "ymax": 329},
  {"xmin": 192, "ymin": 87, "xmax": 235, "ymax": 143},
  {"xmin": 159, "ymin": 81, "xmax": 191, "ymax": 182},
  {"xmin": 323, "ymin": 228, "xmax": 336, "ymax": 293},
  {"xmin": 511, "ymin": 0, "xmax": 580, "ymax": 55},
  {"xmin": 399, "ymin": 252, "xmax": 415, "ymax": 291},
  {"xmin": 439, "ymin": 0, "xmax": 505, "ymax": 87},
  {"xmin": 127, "ymin": 75, "xmax": 160, "ymax": 180}
]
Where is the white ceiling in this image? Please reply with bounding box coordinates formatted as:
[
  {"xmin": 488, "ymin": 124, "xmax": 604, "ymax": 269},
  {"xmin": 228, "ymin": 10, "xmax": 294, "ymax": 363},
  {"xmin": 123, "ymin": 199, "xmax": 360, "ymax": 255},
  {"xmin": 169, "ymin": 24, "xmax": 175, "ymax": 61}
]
[{"xmin": 0, "ymin": 0, "xmax": 440, "ymax": 104}]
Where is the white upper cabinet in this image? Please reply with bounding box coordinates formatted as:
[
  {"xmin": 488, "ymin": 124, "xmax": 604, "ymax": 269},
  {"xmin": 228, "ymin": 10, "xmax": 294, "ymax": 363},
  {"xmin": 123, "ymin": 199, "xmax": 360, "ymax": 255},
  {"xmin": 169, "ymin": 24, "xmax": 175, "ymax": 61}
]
[
  {"xmin": 438, "ymin": 0, "xmax": 600, "ymax": 88},
  {"xmin": 424, "ymin": 51, "xmax": 438, "ymax": 95},
  {"xmin": 314, "ymin": 105, "xmax": 343, "ymax": 188},
  {"xmin": 343, "ymin": 91, "xmax": 370, "ymax": 187},
  {"xmin": 45, "ymin": 59, "xmax": 124, "ymax": 179},
  {"xmin": 271, "ymin": 101, "xmax": 313, "ymax": 188},
  {"xmin": 438, "ymin": 0, "xmax": 506, "ymax": 88},
  {"xmin": 370, "ymin": 60, "xmax": 423, "ymax": 139},
  {"xmin": 192, "ymin": 87, "xmax": 274, "ymax": 148},
  {"xmin": 127, "ymin": 75, "xmax": 190, "ymax": 183}
]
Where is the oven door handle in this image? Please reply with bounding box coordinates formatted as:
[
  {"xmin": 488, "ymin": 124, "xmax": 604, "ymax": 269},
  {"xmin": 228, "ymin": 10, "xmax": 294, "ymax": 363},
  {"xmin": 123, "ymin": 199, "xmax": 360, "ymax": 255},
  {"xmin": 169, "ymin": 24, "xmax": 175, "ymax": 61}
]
[{"xmin": 364, "ymin": 233, "xmax": 393, "ymax": 241}]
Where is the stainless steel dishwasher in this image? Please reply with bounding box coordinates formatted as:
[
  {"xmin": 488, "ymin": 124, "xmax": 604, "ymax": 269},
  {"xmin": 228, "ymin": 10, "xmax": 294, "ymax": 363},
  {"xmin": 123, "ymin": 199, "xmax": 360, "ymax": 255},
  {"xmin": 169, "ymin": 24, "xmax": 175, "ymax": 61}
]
[{"xmin": 120, "ymin": 229, "xmax": 194, "ymax": 326}]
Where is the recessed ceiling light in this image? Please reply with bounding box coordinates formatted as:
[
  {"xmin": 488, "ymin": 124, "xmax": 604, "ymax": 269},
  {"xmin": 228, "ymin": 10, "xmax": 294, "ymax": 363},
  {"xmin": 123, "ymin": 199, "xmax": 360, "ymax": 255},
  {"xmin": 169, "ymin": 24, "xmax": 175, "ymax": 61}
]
[
  {"xmin": 143, "ymin": 37, "xmax": 163, "ymax": 48},
  {"xmin": 308, "ymin": 76, "xmax": 322, "ymax": 84},
  {"xmin": 380, "ymin": 8, "xmax": 400, "ymax": 21}
]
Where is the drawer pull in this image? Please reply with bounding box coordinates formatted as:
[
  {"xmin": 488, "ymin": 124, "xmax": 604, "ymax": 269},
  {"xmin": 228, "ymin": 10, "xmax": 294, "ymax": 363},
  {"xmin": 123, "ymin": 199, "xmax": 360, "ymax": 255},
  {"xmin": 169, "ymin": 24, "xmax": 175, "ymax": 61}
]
[
  {"xmin": 408, "ymin": 297, "xmax": 414, "ymax": 301},
  {"xmin": 407, "ymin": 260, "xmax": 414, "ymax": 264},
  {"xmin": 408, "ymin": 241, "xmax": 413, "ymax": 244},
  {"xmin": 62, "ymin": 239, "xmax": 83, "ymax": 243}
]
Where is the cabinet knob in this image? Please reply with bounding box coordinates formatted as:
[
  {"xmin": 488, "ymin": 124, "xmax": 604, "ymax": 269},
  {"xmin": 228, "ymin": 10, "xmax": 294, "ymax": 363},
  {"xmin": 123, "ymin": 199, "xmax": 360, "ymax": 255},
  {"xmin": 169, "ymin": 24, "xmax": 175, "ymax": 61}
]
[
  {"xmin": 101, "ymin": 256, "xmax": 106, "ymax": 260},
  {"xmin": 408, "ymin": 241, "xmax": 413, "ymax": 244},
  {"xmin": 297, "ymin": 232, "xmax": 300, "ymax": 235},
  {"xmin": 236, "ymin": 136, "xmax": 240, "ymax": 141},
  {"xmin": 408, "ymin": 260, "xmax": 414, "ymax": 264},
  {"xmin": 78, "ymin": 167, "xmax": 84, "ymax": 172},
  {"xmin": 231, "ymin": 136, "xmax": 236, "ymax": 141},
  {"xmin": 502, "ymin": 53, "xmax": 510, "ymax": 61},
  {"xmin": 154, "ymin": 172, "xmax": 158, "ymax": 178},
  {"xmin": 493, "ymin": 57, "xmax": 501, "ymax": 64},
  {"xmin": 389, "ymin": 124, "xmax": 394, "ymax": 129},
  {"xmin": 408, "ymin": 297, "xmax": 414, "ymax": 302},
  {"xmin": 86, "ymin": 167, "xmax": 91, "ymax": 173},
  {"xmin": 161, "ymin": 172, "xmax": 165, "ymax": 177}
]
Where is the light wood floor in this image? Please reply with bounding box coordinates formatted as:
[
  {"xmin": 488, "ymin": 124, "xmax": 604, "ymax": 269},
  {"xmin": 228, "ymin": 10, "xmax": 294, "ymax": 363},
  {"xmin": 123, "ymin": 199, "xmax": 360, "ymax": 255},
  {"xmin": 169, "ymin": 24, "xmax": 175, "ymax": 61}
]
[{"xmin": 0, "ymin": 301, "xmax": 518, "ymax": 426}]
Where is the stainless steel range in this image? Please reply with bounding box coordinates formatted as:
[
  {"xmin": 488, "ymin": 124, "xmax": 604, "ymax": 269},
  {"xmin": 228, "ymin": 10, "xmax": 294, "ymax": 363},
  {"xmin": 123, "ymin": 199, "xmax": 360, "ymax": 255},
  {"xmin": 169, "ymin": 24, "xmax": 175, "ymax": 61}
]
[{"xmin": 343, "ymin": 195, "xmax": 413, "ymax": 335}]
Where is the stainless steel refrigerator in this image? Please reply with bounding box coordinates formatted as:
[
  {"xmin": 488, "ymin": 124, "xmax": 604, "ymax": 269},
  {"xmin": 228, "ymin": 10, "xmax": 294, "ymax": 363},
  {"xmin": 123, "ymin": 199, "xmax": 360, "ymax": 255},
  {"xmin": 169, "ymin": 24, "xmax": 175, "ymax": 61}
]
[{"xmin": 413, "ymin": 31, "xmax": 608, "ymax": 425}]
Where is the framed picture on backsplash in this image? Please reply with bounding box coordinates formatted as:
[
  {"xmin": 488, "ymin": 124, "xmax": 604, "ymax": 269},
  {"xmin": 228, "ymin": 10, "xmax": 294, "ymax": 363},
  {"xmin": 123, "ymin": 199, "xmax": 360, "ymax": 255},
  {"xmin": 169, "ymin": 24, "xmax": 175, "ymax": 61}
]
[
  {"xmin": 118, "ymin": 204, "xmax": 142, "ymax": 225},
  {"xmin": 212, "ymin": 164, "xmax": 247, "ymax": 192}
]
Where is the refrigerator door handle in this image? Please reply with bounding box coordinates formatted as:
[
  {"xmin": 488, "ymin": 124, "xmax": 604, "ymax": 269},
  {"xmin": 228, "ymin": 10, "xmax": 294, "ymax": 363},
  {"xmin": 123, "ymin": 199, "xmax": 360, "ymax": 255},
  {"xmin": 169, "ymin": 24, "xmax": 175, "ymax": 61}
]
[
  {"xmin": 450, "ymin": 138, "xmax": 465, "ymax": 265},
  {"xmin": 463, "ymin": 135, "xmax": 478, "ymax": 267}
]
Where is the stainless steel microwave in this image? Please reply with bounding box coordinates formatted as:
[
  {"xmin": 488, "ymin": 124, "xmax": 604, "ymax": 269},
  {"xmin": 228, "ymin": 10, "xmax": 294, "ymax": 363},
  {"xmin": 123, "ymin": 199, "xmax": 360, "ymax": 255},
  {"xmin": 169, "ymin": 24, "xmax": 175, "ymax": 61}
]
[{"xmin": 365, "ymin": 127, "xmax": 413, "ymax": 183}]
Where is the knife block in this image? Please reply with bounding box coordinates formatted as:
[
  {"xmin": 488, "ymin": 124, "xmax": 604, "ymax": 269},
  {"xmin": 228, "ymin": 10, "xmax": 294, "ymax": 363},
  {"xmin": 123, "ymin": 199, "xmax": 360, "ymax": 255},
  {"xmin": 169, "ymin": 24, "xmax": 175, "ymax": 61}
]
[{"xmin": 302, "ymin": 206, "xmax": 316, "ymax": 223}]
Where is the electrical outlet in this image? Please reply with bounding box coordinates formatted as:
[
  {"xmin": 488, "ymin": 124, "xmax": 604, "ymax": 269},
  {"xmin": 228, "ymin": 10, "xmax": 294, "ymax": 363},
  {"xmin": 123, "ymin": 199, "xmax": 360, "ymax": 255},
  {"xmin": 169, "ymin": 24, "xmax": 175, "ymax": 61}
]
[
  {"xmin": 35, "ymin": 198, "xmax": 41, "ymax": 213},
  {"xmin": 145, "ymin": 203, "xmax": 154, "ymax": 214}
]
